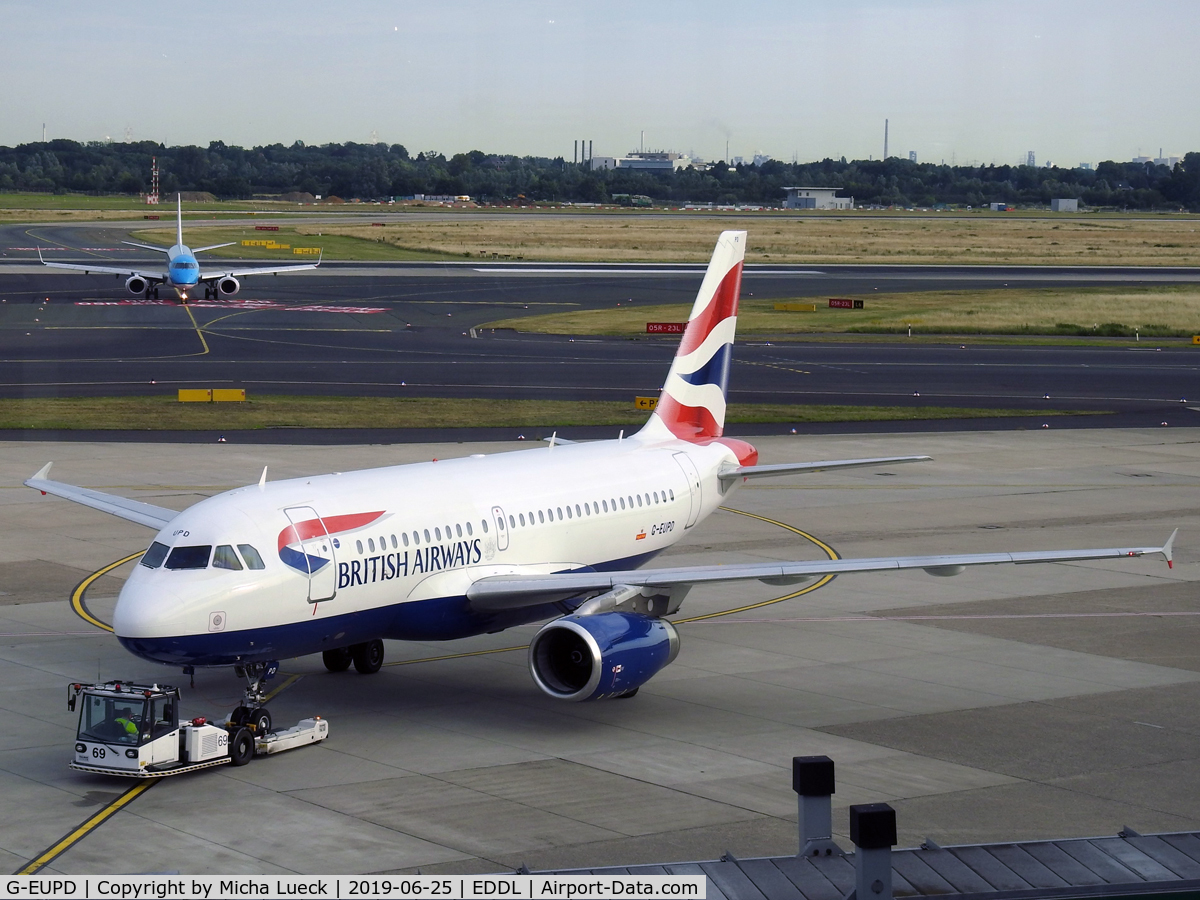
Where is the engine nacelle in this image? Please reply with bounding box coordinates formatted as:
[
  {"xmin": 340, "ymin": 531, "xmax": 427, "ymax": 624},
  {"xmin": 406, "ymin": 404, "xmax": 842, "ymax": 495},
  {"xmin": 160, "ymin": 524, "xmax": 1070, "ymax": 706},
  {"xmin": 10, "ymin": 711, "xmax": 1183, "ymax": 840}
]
[
  {"xmin": 217, "ymin": 276, "xmax": 240, "ymax": 297},
  {"xmin": 125, "ymin": 275, "xmax": 148, "ymax": 296},
  {"xmin": 528, "ymin": 612, "xmax": 680, "ymax": 701}
]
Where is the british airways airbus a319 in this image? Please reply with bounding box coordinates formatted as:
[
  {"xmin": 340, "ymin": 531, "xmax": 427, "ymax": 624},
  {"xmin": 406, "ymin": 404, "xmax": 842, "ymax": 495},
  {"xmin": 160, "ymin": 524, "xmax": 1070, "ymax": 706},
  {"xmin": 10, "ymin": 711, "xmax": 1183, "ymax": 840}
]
[
  {"xmin": 26, "ymin": 231, "xmax": 1176, "ymax": 733},
  {"xmin": 38, "ymin": 193, "xmax": 319, "ymax": 301}
]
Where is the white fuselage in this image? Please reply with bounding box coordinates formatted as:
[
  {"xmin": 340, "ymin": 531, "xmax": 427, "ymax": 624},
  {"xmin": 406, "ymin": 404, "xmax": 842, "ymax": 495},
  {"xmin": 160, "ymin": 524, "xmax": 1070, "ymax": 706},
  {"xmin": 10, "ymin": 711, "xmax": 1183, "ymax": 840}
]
[{"xmin": 114, "ymin": 433, "xmax": 753, "ymax": 668}]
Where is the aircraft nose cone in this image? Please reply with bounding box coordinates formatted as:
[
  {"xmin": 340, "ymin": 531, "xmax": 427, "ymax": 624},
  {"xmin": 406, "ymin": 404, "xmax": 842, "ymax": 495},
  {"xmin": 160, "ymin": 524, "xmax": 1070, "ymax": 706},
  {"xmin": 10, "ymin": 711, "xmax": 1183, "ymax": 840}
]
[{"xmin": 112, "ymin": 578, "xmax": 182, "ymax": 638}]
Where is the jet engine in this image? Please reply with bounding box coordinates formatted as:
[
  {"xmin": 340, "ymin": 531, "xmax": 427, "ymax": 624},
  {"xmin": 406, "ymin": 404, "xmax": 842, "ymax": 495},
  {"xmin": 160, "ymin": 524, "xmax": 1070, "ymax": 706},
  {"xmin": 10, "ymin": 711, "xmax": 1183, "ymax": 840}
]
[
  {"xmin": 528, "ymin": 611, "xmax": 680, "ymax": 701},
  {"xmin": 217, "ymin": 276, "xmax": 240, "ymax": 297},
  {"xmin": 125, "ymin": 275, "xmax": 148, "ymax": 296}
]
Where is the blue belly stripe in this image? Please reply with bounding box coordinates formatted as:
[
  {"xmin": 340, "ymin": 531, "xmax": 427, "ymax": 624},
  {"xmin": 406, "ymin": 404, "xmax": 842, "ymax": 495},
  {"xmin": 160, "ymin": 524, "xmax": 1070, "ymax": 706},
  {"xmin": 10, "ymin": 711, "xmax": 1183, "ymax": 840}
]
[{"xmin": 118, "ymin": 550, "xmax": 663, "ymax": 667}]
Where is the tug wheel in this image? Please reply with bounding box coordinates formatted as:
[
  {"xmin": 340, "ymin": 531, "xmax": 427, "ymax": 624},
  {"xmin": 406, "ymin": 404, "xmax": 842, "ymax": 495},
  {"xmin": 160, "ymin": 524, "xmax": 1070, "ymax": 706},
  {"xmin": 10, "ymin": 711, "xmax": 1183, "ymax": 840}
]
[
  {"xmin": 322, "ymin": 647, "xmax": 353, "ymax": 672},
  {"xmin": 351, "ymin": 639, "xmax": 384, "ymax": 674},
  {"xmin": 229, "ymin": 728, "xmax": 254, "ymax": 766}
]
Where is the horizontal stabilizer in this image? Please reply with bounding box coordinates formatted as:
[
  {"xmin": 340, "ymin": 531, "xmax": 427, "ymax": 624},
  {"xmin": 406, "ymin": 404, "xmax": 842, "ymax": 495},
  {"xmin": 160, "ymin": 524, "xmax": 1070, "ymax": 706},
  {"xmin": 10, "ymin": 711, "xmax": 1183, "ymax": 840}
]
[
  {"xmin": 25, "ymin": 463, "xmax": 177, "ymax": 529},
  {"xmin": 718, "ymin": 455, "xmax": 932, "ymax": 485},
  {"xmin": 121, "ymin": 241, "xmax": 173, "ymax": 255}
]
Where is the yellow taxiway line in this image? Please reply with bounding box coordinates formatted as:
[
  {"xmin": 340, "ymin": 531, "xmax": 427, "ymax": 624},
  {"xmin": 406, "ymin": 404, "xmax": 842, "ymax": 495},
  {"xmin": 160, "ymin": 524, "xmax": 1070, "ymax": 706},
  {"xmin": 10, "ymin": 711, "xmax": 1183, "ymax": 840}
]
[
  {"xmin": 69, "ymin": 552, "xmax": 142, "ymax": 633},
  {"xmin": 14, "ymin": 780, "xmax": 159, "ymax": 875}
]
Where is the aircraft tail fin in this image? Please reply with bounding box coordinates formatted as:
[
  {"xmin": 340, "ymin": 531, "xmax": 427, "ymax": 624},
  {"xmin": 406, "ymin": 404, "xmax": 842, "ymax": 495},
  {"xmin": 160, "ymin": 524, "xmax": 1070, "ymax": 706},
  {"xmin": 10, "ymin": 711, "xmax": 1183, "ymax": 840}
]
[
  {"xmin": 176, "ymin": 194, "xmax": 184, "ymax": 247},
  {"xmin": 640, "ymin": 230, "xmax": 746, "ymax": 441}
]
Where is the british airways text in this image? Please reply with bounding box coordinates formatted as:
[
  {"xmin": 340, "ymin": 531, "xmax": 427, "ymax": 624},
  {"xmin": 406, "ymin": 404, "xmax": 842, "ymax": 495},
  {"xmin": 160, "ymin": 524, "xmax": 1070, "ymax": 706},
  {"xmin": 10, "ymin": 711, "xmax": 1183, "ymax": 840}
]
[{"xmin": 338, "ymin": 539, "xmax": 482, "ymax": 588}]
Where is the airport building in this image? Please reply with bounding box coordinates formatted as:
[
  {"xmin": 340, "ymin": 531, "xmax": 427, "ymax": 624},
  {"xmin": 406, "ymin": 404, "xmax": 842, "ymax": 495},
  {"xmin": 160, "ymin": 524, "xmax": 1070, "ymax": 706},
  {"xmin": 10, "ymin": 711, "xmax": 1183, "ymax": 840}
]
[
  {"xmin": 782, "ymin": 186, "xmax": 854, "ymax": 210},
  {"xmin": 590, "ymin": 151, "xmax": 693, "ymax": 172},
  {"xmin": 1050, "ymin": 198, "xmax": 1079, "ymax": 212}
]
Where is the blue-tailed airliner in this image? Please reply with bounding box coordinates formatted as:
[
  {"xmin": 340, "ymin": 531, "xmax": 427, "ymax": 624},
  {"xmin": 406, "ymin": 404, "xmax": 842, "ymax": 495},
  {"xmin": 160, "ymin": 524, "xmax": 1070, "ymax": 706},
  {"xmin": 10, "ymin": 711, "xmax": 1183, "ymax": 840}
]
[
  {"xmin": 38, "ymin": 194, "xmax": 319, "ymax": 301},
  {"xmin": 26, "ymin": 231, "xmax": 1176, "ymax": 731}
]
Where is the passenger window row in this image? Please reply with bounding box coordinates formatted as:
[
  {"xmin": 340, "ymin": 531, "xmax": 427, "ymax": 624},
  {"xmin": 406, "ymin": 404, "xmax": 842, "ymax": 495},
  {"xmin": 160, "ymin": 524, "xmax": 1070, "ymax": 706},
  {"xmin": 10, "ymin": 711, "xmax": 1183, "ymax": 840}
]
[
  {"xmin": 141, "ymin": 542, "xmax": 266, "ymax": 571},
  {"xmin": 493, "ymin": 486, "xmax": 677, "ymax": 534},
  {"xmin": 356, "ymin": 518, "xmax": 478, "ymax": 555},
  {"xmin": 348, "ymin": 486, "xmax": 679, "ymax": 556}
]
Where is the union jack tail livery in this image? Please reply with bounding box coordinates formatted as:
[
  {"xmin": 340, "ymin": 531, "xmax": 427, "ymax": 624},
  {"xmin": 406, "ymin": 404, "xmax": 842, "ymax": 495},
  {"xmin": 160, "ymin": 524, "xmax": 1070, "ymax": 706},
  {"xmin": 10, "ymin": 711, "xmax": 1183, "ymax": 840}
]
[{"xmin": 642, "ymin": 230, "xmax": 745, "ymax": 441}]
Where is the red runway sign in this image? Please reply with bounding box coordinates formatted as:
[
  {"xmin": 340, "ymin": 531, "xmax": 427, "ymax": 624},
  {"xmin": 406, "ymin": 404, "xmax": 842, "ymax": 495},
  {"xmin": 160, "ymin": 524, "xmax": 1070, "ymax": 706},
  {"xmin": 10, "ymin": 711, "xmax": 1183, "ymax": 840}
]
[{"xmin": 646, "ymin": 322, "xmax": 686, "ymax": 334}]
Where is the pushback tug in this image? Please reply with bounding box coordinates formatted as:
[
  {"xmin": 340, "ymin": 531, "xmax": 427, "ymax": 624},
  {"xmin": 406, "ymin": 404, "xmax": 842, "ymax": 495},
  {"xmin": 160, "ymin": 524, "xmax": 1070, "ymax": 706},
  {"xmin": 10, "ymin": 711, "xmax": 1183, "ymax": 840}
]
[{"xmin": 68, "ymin": 680, "xmax": 328, "ymax": 777}]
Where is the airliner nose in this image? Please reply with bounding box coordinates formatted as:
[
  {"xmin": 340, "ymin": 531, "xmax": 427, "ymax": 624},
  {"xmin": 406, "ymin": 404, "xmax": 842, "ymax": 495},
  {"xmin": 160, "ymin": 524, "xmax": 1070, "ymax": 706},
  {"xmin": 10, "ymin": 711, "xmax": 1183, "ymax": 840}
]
[{"xmin": 112, "ymin": 578, "xmax": 182, "ymax": 639}]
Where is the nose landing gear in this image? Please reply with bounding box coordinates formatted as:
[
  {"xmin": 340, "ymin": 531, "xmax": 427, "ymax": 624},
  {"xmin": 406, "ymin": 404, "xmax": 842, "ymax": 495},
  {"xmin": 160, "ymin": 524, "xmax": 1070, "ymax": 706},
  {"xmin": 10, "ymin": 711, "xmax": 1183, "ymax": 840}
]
[{"xmin": 229, "ymin": 660, "xmax": 279, "ymax": 734}]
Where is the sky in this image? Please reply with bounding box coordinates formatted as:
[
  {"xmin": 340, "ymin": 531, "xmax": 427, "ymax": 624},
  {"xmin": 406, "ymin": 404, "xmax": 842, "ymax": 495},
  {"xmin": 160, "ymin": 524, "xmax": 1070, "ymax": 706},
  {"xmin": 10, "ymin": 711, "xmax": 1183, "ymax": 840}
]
[{"xmin": 3, "ymin": 1, "xmax": 1198, "ymax": 167}]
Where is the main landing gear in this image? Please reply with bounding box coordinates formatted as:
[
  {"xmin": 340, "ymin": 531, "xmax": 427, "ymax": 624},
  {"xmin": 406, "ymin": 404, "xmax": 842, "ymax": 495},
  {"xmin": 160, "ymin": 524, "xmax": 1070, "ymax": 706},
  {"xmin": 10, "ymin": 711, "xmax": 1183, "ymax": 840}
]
[
  {"xmin": 228, "ymin": 660, "xmax": 279, "ymax": 735},
  {"xmin": 322, "ymin": 639, "xmax": 384, "ymax": 675}
]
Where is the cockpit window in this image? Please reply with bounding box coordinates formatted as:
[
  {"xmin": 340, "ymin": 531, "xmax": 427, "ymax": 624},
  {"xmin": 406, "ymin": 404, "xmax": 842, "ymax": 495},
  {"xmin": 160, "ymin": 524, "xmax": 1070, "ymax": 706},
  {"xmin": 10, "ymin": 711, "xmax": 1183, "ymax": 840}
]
[
  {"xmin": 171, "ymin": 261, "xmax": 198, "ymax": 269},
  {"xmin": 213, "ymin": 545, "xmax": 243, "ymax": 570},
  {"xmin": 237, "ymin": 544, "xmax": 265, "ymax": 570},
  {"xmin": 165, "ymin": 545, "xmax": 211, "ymax": 570},
  {"xmin": 141, "ymin": 541, "xmax": 169, "ymax": 569}
]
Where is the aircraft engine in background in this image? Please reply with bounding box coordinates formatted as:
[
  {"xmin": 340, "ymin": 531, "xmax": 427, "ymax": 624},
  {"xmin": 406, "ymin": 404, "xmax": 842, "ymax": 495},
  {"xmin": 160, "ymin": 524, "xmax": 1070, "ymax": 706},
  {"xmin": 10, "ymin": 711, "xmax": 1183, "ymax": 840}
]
[
  {"xmin": 528, "ymin": 611, "xmax": 680, "ymax": 701},
  {"xmin": 217, "ymin": 276, "xmax": 240, "ymax": 296},
  {"xmin": 125, "ymin": 275, "xmax": 148, "ymax": 296}
]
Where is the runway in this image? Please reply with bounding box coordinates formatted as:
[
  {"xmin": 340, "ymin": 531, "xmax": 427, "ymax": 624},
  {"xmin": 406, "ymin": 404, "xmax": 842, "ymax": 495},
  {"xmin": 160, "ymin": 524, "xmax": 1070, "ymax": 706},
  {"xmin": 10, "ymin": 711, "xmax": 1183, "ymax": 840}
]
[
  {"xmin": 2, "ymin": 430, "xmax": 1198, "ymax": 874},
  {"xmin": 3, "ymin": 261, "xmax": 1200, "ymax": 432}
]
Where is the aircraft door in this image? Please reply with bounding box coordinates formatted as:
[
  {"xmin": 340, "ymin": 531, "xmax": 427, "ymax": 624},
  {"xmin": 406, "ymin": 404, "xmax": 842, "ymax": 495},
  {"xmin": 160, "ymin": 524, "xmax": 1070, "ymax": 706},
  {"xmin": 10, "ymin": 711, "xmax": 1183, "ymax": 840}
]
[
  {"xmin": 147, "ymin": 695, "xmax": 180, "ymax": 766},
  {"xmin": 672, "ymin": 453, "xmax": 703, "ymax": 529},
  {"xmin": 492, "ymin": 506, "xmax": 509, "ymax": 551},
  {"xmin": 283, "ymin": 506, "xmax": 338, "ymax": 603}
]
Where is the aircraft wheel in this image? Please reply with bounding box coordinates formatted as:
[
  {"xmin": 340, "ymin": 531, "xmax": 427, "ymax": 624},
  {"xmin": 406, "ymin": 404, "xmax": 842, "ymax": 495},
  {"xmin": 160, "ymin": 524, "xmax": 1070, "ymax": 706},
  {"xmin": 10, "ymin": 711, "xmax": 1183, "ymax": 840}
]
[
  {"xmin": 228, "ymin": 728, "xmax": 254, "ymax": 766},
  {"xmin": 351, "ymin": 639, "xmax": 384, "ymax": 674},
  {"xmin": 228, "ymin": 705, "xmax": 251, "ymax": 727},
  {"xmin": 247, "ymin": 707, "xmax": 272, "ymax": 736},
  {"xmin": 322, "ymin": 647, "xmax": 353, "ymax": 672}
]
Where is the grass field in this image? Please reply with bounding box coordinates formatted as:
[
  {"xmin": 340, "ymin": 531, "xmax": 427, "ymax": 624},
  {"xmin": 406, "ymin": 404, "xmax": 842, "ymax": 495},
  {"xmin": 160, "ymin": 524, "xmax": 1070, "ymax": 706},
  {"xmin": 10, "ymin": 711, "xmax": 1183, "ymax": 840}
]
[
  {"xmin": 3, "ymin": 190, "xmax": 1196, "ymax": 265},
  {"xmin": 302, "ymin": 213, "xmax": 1200, "ymax": 266},
  {"xmin": 126, "ymin": 224, "xmax": 457, "ymax": 261},
  {"xmin": 482, "ymin": 285, "xmax": 1200, "ymax": 337},
  {"xmin": 0, "ymin": 396, "xmax": 1087, "ymax": 431}
]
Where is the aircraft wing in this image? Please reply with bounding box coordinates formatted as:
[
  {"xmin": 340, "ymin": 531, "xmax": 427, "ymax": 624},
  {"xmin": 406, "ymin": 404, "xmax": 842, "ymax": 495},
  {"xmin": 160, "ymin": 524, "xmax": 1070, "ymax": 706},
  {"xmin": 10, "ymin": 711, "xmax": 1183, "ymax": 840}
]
[
  {"xmin": 466, "ymin": 532, "xmax": 1177, "ymax": 611},
  {"xmin": 37, "ymin": 247, "xmax": 164, "ymax": 281},
  {"xmin": 24, "ymin": 463, "xmax": 177, "ymax": 529},
  {"xmin": 719, "ymin": 455, "xmax": 931, "ymax": 485},
  {"xmin": 200, "ymin": 253, "xmax": 321, "ymax": 280}
]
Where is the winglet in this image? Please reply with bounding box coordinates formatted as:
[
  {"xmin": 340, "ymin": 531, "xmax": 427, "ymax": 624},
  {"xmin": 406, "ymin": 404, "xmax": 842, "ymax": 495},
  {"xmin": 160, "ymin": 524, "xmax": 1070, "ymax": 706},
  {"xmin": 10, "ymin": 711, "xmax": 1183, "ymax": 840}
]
[
  {"xmin": 29, "ymin": 461, "xmax": 52, "ymax": 494},
  {"xmin": 258, "ymin": 465, "xmax": 268, "ymax": 489},
  {"xmin": 37, "ymin": 246, "xmax": 45, "ymax": 265},
  {"xmin": 1163, "ymin": 528, "xmax": 1178, "ymax": 568}
]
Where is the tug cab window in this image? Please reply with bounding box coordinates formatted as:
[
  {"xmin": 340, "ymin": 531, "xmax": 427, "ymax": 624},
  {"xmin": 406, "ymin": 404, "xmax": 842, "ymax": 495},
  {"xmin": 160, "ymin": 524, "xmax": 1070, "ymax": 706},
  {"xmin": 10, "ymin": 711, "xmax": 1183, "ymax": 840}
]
[
  {"xmin": 150, "ymin": 697, "xmax": 177, "ymax": 738},
  {"xmin": 165, "ymin": 545, "xmax": 211, "ymax": 570},
  {"xmin": 79, "ymin": 695, "xmax": 146, "ymax": 746},
  {"xmin": 141, "ymin": 541, "xmax": 169, "ymax": 569}
]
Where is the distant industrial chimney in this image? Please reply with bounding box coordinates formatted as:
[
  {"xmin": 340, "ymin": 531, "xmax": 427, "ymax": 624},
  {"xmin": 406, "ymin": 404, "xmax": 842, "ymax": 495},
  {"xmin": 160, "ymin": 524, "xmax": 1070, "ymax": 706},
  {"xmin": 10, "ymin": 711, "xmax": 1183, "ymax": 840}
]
[{"xmin": 884, "ymin": 119, "xmax": 889, "ymax": 159}]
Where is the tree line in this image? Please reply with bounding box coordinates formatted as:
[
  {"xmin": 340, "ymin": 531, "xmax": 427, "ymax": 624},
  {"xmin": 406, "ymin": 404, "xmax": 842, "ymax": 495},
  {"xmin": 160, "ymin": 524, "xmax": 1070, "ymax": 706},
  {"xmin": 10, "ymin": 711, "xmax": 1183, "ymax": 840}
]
[{"xmin": 3, "ymin": 139, "xmax": 1200, "ymax": 210}]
